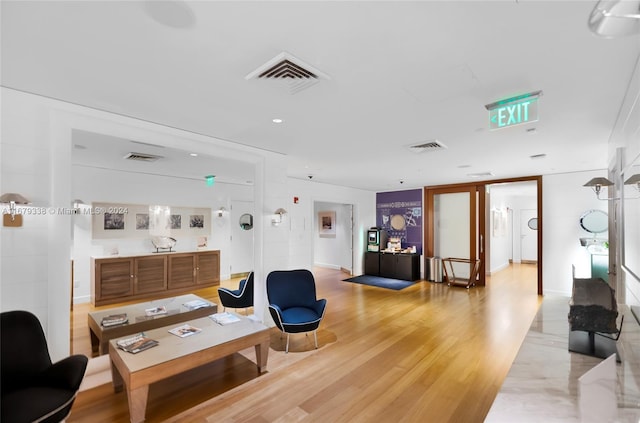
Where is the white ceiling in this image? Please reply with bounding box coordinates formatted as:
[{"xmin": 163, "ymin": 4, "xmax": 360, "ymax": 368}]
[{"xmin": 2, "ymin": 1, "xmax": 639, "ymax": 192}]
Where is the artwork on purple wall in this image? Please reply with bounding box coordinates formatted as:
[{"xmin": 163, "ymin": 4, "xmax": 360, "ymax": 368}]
[{"xmin": 376, "ymin": 189, "xmax": 422, "ymax": 254}]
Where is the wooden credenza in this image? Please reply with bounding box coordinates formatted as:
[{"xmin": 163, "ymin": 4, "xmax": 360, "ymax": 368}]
[{"xmin": 91, "ymin": 250, "xmax": 220, "ymax": 306}]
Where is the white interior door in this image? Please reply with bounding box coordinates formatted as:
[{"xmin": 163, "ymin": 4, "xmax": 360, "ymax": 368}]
[
  {"xmin": 230, "ymin": 200, "xmax": 254, "ymax": 276},
  {"xmin": 520, "ymin": 209, "xmax": 538, "ymax": 262}
]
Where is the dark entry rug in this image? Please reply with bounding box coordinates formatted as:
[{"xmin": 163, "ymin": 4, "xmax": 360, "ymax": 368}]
[{"xmin": 342, "ymin": 275, "xmax": 415, "ymax": 291}]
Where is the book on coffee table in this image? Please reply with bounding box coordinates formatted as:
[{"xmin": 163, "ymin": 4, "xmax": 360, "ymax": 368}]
[
  {"xmin": 210, "ymin": 312, "xmax": 241, "ymax": 325},
  {"xmin": 144, "ymin": 306, "xmax": 168, "ymax": 317},
  {"xmin": 116, "ymin": 333, "xmax": 159, "ymax": 354},
  {"xmin": 101, "ymin": 313, "xmax": 128, "ymax": 327},
  {"xmin": 169, "ymin": 323, "xmax": 202, "ymax": 338},
  {"xmin": 183, "ymin": 299, "xmax": 212, "ymax": 311}
]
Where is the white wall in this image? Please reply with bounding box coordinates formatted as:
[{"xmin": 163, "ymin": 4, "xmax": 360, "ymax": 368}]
[
  {"xmin": 611, "ymin": 55, "xmax": 640, "ymax": 306},
  {"xmin": 542, "ymin": 170, "xmax": 609, "ymax": 296},
  {"xmin": 287, "ymin": 178, "xmax": 375, "ymax": 275},
  {"xmin": 489, "ymin": 192, "xmax": 511, "ymax": 273}
]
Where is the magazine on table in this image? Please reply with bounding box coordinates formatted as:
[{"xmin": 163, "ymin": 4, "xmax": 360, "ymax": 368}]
[
  {"xmin": 116, "ymin": 333, "xmax": 159, "ymax": 354},
  {"xmin": 169, "ymin": 323, "xmax": 202, "ymax": 338},
  {"xmin": 183, "ymin": 299, "xmax": 212, "ymax": 311},
  {"xmin": 209, "ymin": 312, "xmax": 241, "ymax": 325},
  {"xmin": 144, "ymin": 306, "xmax": 168, "ymax": 317},
  {"xmin": 101, "ymin": 313, "xmax": 128, "ymax": 327}
]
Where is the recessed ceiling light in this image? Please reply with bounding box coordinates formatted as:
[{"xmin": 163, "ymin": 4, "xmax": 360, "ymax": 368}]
[
  {"xmin": 272, "ymin": 118, "xmax": 284, "ymax": 124},
  {"xmin": 189, "ymin": 153, "xmax": 198, "ymax": 157}
]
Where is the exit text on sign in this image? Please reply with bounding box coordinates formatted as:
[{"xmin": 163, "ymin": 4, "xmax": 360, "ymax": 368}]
[{"xmin": 489, "ymin": 100, "xmax": 538, "ymax": 130}]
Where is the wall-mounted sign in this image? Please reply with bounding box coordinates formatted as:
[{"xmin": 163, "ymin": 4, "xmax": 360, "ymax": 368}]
[{"xmin": 485, "ymin": 90, "xmax": 542, "ymax": 130}]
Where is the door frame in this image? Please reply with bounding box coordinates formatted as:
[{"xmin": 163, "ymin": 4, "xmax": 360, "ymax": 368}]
[
  {"xmin": 425, "ymin": 175, "xmax": 543, "ymax": 295},
  {"xmin": 425, "ymin": 184, "xmax": 484, "ymax": 286}
]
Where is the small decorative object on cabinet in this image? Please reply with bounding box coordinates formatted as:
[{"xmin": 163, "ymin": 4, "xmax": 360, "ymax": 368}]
[{"xmin": 151, "ymin": 236, "xmax": 176, "ymax": 253}]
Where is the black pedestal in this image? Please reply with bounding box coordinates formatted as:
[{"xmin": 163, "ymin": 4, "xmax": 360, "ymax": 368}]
[{"xmin": 568, "ymin": 330, "xmax": 619, "ymax": 362}]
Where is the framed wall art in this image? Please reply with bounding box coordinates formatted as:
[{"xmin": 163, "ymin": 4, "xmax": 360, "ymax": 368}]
[
  {"xmin": 91, "ymin": 202, "xmax": 211, "ymax": 239},
  {"xmin": 318, "ymin": 211, "xmax": 336, "ymax": 237}
]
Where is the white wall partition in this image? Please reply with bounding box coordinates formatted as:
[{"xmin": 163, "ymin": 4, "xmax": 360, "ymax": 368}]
[{"xmin": 542, "ymin": 170, "xmax": 609, "ymax": 296}]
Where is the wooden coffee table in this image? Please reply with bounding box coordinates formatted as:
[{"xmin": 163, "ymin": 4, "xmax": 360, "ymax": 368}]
[
  {"xmin": 88, "ymin": 294, "xmax": 217, "ymax": 356},
  {"xmin": 109, "ymin": 315, "xmax": 270, "ymax": 423}
]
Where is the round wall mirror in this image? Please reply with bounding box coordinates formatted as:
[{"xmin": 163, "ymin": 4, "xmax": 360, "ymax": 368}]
[
  {"xmin": 580, "ymin": 209, "xmax": 608, "ymax": 234},
  {"xmin": 239, "ymin": 213, "xmax": 253, "ymax": 230},
  {"xmin": 527, "ymin": 218, "xmax": 538, "ymax": 230}
]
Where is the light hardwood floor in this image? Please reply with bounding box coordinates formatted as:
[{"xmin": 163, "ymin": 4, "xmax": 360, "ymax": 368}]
[{"xmin": 68, "ymin": 264, "xmax": 541, "ymax": 422}]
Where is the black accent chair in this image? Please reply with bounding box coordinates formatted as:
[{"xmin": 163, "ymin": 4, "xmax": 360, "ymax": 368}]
[
  {"xmin": 1, "ymin": 310, "xmax": 88, "ymax": 423},
  {"xmin": 267, "ymin": 269, "xmax": 327, "ymax": 353},
  {"xmin": 218, "ymin": 271, "xmax": 254, "ymax": 313}
]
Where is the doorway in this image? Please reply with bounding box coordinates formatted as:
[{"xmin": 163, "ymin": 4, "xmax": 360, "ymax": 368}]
[
  {"xmin": 312, "ymin": 201, "xmax": 354, "ymax": 275},
  {"xmin": 425, "ymin": 176, "xmax": 542, "ymax": 294},
  {"xmin": 520, "ymin": 209, "xmax": 538, "ymax": 263},
  {"xmin": 230, "ymin": 200, "xmax": 254, "ymax": 277}
]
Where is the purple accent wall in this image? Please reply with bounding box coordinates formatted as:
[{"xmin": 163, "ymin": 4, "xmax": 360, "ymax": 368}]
[{"xmin": 376, "ymin": 189, "xmax": 422, "ymax": 254}]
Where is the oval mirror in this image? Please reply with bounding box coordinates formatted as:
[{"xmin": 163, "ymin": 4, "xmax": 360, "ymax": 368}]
[
  {"xmin": 239, "ymin": 213, "xmax": 253, "ymax": 230},
  {"xmin": 527, "ymin": 218, "xmax": 538, "ymax": 230},
  {"xmin": 580, "ymin": 209, "xmax": 608, "ymax": 234}
]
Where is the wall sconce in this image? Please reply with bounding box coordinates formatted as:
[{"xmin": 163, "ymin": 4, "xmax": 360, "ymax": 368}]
[
  {"xmin": 583, "ymin": 175, "xmax": 640, "ymax": 200},
  {"xmin": 0, "ymin": 193, "xmax": 30, "ymax": 227},
  {"xmin": 217, "ymin": 207, "xmax": 226, "ymax": 217},
  {"xmin": 624, "ymin": 174, "xmax": 640, "ymax": 198},
  {"xmin": 583, "ymin": 177, "xmax": 615, "ymax": 200},
  {"xmin": 272, "ymin": 208, "xmax": 288, "ymax": 226},
  {"xmin": 625, "ymin": 174, "xmax": 640, "ymax": 190}
]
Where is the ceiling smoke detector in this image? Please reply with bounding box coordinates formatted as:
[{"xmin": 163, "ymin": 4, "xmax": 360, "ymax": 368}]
[
  {"xmin": 246, "ymin": 52, "xmax": 330, "ymax": 94},
  {"xmin": 123, "ymin": 152, "xmax": 163, "ymax": 162},
  {"xmin": 406, "ymin": 140, "xmax": 447, "ymax": 154}
]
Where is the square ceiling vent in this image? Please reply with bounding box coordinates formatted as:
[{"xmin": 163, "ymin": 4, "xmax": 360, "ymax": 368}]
[
  {"xmin": 406, "ymin": 140, "xmax": 447, "ymax": 153},
  {"xmin": 245, "ymin": 52, "xmax": 330, "ymax": 94}
]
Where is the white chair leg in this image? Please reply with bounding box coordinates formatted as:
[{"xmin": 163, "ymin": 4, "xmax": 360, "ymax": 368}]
[
  {"xmin": 286, "ymin": 333, "xmax": 290, "ymax": 353},
  {"xmin": 314, "ymin": 330, "xmax": 318, "ymax": 349}
]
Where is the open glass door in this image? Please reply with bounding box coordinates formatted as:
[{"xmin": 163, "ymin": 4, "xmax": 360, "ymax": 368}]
[{"xmin": 426, "ymin": 185, "xmax": 485, "ymax": 286}]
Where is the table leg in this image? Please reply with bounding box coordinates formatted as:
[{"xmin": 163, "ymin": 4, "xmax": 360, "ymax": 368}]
[
  {"xmin": 127, "ymin": 385, "xmax": 149, "ymax": 423},
  {"xmin": 111, "ymin": 361, "xmax": 124, "ymax": 393},
  {"xmin": 100, "ymin": 340, "xmax": 109, "ymax": 356},
  {"xmin": 89, "ymin": 328, "xmax": 99, "ymax": 356},
  {"xmin": 255, "ymin": 340, "xmax": 270, "ymax": 373}
]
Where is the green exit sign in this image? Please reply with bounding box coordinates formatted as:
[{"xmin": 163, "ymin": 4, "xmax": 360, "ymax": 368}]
[{"xmin": 486, "ymin": 91, "xmax": 541, "ymax": 130}]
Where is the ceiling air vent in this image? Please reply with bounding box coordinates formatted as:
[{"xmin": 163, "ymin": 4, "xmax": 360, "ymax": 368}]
[
  {"xmin": 246, "ymin": 52, "xmax": 330, "ymax": 94},
  {"xmin": 406, "ymin": 140, "xmax": 447, "ymax": 153},
  {"xmin": 123, "ymin": 152, "xmax": 163, "ymax": 162}
]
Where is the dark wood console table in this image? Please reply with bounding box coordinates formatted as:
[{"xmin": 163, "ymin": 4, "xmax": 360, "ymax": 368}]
[{"xmin": 365, "ymin": 252, "xmax": 420, "ymax": 281}]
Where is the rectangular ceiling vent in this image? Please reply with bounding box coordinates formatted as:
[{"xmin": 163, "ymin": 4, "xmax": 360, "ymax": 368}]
[
  {"xmin": 123, "ymin": 152, "xmax": 163, "ymax": 162},
  {"xmin": 245, "ymin": 52, "xmax": 330, "ymax": 94},
  {"xmin": 406, "ymin": 140, "xmax": 447, "ymax": 153}
]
